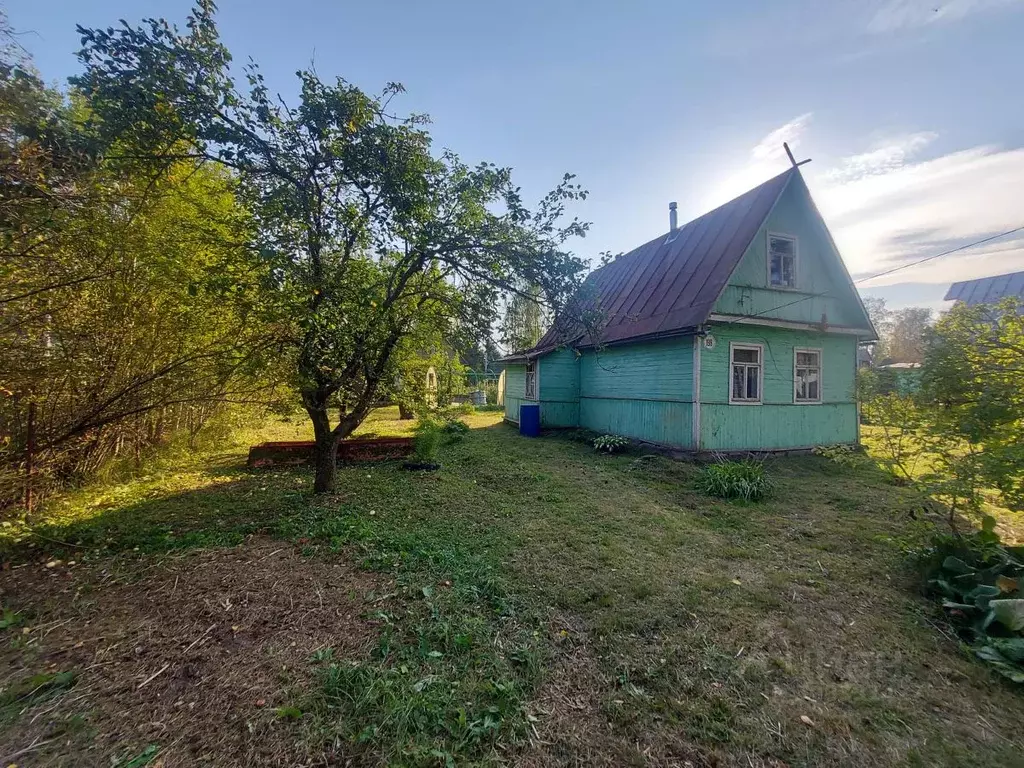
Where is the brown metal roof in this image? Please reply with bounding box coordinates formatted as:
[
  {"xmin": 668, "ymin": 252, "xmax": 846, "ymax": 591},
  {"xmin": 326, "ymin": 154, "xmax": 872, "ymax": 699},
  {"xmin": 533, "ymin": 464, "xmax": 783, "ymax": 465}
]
[
  {"xmin": 945, "ymin": 269, "xmax": 1024, "ymax": 305},
  {"xmin": 525, "ymin": 168, "xmax": 795, "ymax": 354}
]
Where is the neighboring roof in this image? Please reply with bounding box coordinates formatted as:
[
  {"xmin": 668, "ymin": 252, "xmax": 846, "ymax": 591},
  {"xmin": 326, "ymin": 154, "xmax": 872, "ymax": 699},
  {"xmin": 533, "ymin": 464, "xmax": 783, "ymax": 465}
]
[
  {"xmin": 878, "ymin": 362, "xmax": 921, "ymax": 370},
  {"xmin": 944, "ymin": 270, "xmax": 1024, "ymax": 305},
  {"xmin": 511, "ymin": 169, "xmax": 797, "ymax": 358}
]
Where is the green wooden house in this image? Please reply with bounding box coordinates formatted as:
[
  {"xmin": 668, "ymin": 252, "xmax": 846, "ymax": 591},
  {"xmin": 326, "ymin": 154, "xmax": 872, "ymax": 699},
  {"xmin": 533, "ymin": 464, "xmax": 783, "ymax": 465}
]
[{"xmin": 500, "ymin": 167, "xmax": 876, "ymax": 451}]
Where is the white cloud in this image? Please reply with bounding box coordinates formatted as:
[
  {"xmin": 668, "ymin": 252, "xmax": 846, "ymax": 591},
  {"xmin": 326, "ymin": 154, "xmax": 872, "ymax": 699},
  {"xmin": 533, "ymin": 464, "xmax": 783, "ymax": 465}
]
[
  {"xmin": 751, "ymin": 113, "xmax": 813, "ymax": 163},
  {"xmin": 809, "ymin": 139, "xmax": 1024, "ymax": 286},
  {"xmin": 823, "ymin": 132, "xmax": 937, "ymax": 183},
  {"xmin": 867, "ymin": 0, "xmax": 1024, "ymax": 33},
  {"xmin": 702, "ymin": 114, "xmax": 813, "ymax": 210}
]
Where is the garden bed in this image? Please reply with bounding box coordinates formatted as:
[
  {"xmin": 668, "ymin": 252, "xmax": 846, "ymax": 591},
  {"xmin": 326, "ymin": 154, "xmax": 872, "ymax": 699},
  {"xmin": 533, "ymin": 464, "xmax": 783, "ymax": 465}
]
[{"xmin": 246, "ymin": 437, "xmax": 414, "ymax": 468}]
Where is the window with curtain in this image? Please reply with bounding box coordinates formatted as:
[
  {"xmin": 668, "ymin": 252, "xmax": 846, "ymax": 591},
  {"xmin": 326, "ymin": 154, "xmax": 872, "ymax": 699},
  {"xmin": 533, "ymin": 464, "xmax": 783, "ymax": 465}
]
[
  {"xmin": 730, "ymin": 344, "xmax": 762, "ymax": 403},
  {"xmin": 794, "ymin": 349, "xmax": 821, "ymax": 402}
]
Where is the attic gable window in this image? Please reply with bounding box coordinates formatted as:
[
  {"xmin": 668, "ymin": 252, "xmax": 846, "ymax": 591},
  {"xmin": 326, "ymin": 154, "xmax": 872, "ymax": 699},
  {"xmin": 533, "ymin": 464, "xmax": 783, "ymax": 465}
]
[
  {"xmin": 525, "ymin": 360, "xmax": 537, "ymax": 399},
  {"xmin": 768, "ymin": 233, "xmax": 797, "ymax": 288},
  {"xmin": 729, "ymin": 343, "xmax": 762, "ymax": 404}
]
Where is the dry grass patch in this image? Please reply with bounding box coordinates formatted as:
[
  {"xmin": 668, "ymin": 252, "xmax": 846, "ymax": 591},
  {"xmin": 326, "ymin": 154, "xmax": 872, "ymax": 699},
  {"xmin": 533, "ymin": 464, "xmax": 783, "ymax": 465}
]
[{"xmin": 0, "ymin": 538, "xmax": 385, "ymax": 766}]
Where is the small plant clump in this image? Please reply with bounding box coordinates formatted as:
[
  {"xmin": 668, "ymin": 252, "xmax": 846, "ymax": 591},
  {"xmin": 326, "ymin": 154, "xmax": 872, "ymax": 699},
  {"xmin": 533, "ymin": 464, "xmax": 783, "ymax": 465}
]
[
  {"xmin": 921, "ymin": 516, "xmax": 1024, "ymax": 683},
  {"xmin": 593, "ymin": 434, "xmax": 630, "ymax": 454},
  {"xmin": 412, "ymin": 418, "xmax": 444, "ymax": 464},
  {"xmin": 812, "ymin": 443, "xmax": 863, "ymax": 467},
  {"xmin": 441, "ymin": 418, "xmax": 470, "ymax": 439},
  {"xmin": 696, "ymin": 459, "xmax": 774, "ymax": 502}
]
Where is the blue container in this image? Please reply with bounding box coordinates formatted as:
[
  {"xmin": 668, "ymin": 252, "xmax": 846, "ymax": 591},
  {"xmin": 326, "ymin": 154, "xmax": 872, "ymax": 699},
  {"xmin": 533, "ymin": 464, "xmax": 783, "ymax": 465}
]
[{"xmin": 519, "ymin": 404, "xmax": 541, "ymax": 437}]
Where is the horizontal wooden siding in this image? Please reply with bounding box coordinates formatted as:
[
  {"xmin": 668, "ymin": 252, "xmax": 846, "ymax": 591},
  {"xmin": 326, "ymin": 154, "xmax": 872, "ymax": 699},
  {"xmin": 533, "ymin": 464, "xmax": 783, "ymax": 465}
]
[
  {"xmin": 537, "ymin": 348, "xmax": 580, "ymax": 427},
  {"xmin": 578, "ymin": 336, "xmax": 694, "ymax": 447},
  {"xmin": 503, "ymin": 363, "xmax": 526, "ymax": 423},
  {"xmin": 698, "ymin": 323, "xmax": 857, "ymax": 450}
]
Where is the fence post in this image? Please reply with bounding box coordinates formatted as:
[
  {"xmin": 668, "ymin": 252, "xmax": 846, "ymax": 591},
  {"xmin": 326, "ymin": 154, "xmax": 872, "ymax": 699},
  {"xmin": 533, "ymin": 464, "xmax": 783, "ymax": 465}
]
[{"xmin": 25, "ymin": 401, "xmax": 36, "ymax": 515}]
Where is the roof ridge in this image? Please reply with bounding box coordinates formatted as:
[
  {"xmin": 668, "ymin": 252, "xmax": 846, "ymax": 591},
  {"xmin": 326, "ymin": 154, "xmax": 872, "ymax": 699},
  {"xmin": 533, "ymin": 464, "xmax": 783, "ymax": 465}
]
[
  {"xmin": 506, "ymin": 166, "xmax": 797, "ymax": 358},
  {"xmin": 587, "ymin": 167, "xmax": 796, "ymax": 280}
]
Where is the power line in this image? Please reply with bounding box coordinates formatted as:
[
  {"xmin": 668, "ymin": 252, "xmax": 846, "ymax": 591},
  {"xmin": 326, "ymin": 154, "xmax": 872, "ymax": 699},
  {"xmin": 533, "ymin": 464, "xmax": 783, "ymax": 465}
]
[
  {"xmin": 854, "ymin": 225, "xmax": 1024, "ymax": 286},
  {"xmin": 727, "ymin": 224, "xmax": 1024, "ymax": 324}
]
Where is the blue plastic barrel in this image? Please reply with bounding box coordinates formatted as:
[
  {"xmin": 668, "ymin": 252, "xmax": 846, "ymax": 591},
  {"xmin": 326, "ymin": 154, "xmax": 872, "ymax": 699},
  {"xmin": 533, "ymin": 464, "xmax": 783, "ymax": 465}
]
[{"xmin": 519, "ymin": 404, "xmax": 541, "ymax": 437}]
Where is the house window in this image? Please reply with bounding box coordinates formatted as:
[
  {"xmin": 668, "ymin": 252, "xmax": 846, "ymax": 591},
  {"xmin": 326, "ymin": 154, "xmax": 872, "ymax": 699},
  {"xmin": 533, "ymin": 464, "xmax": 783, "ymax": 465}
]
[
  {"xmin": 768, "ymin": 233, "xmax": 797, "ymax": 288},
  {"xmin": 525, "ymin": 360, "xmax": 537, "ymax": 399},
  {"xmin": 794, "ymin": 348, "xmax": 821, "ymax": 403},
  {"xmin": 730, "ymin": 343, "xmax": 762, "ymax": 404}
]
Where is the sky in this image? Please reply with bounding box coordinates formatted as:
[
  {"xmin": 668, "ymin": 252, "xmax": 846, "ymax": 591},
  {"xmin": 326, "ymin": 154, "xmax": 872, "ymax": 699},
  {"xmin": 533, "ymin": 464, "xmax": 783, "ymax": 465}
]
[{"xmin": 7, "ymin": 0, "xmax": 1024, "ymax": 310}]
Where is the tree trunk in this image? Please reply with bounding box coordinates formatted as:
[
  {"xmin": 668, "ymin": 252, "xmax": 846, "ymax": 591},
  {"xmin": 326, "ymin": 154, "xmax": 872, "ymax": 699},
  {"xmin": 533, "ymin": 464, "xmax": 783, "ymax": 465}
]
[
  {"xmin": 398, "ymin": 402, "xmax": 414, "ymax": 420},
  {"xmin": 306, "ymin": 394, "xmax": 339, "ymax": 494},
  {"xmin": 312, "ymin": 430, "xmax": 339, "ymax": 493}
]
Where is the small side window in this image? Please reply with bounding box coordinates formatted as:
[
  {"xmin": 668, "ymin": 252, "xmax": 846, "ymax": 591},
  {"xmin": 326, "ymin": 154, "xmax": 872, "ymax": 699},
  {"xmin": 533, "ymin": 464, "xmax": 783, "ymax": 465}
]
[
  {"xmin": 769, "ymin": 233, "xmax": 797, "ymax": 288},
  {"xmin": 525, "ymin": 360, "xmax": 537, "ymax": 399}
]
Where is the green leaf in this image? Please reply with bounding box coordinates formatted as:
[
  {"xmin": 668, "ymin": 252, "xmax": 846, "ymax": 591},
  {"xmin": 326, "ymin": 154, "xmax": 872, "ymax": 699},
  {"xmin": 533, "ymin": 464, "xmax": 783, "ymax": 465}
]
[
  {"xmin": 941, "ymin": 556, "xmax": 975, "ymax": 576},
  {"xmin": 965, "ymin": 585, "xmax": 1001, "ymax": 599},
  {"xmin": 988, "ymin": 637, "xmax": 1024, "ymax": 663},
  {"xmin": 988, "ymin": 599, "xmax": 1024, "ymax": 632},
  {"xmin": 118, "ymin": 745, "xmax": 160, "ymax": 768},
  {"xmin": 975, "ymin": 645, "xmax": 1024, "ymax": 683}
]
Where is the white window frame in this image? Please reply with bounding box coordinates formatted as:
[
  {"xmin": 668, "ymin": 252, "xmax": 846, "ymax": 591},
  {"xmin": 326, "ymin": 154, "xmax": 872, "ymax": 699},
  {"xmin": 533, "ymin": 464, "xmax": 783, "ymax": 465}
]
[
  {"xmin": 793, "ymin": 347, "xmax": 822, "ymax": 404},
  {"xmin": 728, "ymin": 342, "xmax": 763, "ymax": 405},
  {"xmin": 767, "ymin": 231, "xmax": 798, "ymax": 289},
  {"xmin": 524, "ymin": 359, "xmax": 538, "ymax": 400}
]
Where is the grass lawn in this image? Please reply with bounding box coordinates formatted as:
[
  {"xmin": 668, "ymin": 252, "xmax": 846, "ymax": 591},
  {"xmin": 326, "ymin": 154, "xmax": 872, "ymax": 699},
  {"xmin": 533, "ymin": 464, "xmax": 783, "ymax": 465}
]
[{"xmin": 1, "ymin": 407, "xmax": 1022, "ymax": 766}]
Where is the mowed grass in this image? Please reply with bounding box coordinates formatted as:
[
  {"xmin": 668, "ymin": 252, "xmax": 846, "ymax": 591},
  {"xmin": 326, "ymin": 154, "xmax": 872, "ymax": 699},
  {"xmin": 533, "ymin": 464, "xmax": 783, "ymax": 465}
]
[{"xmin": 1, "ymin": 407, "xmax": 1023, "ymax": 766}]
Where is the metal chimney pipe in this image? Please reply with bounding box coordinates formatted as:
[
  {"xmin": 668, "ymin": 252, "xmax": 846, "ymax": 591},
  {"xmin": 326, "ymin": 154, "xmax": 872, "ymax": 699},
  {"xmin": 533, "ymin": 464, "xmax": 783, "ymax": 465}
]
[{"xmin": 669, "ymin": 202, "xmax": 678, "ymax": 232}]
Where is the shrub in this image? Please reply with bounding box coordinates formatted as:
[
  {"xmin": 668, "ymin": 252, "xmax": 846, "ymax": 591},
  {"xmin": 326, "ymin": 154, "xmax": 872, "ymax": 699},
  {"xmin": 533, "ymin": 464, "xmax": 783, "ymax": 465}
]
[
  {"xmin": 413, "ymin": 418, "xmax": 444, "ymax": 462},
  {"xmin": 441, "ymin": 418, "xmax": 470, "ymax": 440},
  {"xmin": 920, "ymin": 516, "xmax": 1024, "ymax": 683},
  {"xmin": 593, "ymin": 434, "xmax": 630, "ymax": 454},
  {"xmin": 696, "ymin": 459, "xmax": 773, "ymax": 502}
]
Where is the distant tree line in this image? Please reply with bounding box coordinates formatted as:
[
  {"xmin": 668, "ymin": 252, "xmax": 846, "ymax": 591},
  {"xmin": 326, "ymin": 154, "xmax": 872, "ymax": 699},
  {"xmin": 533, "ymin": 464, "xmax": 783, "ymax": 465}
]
[{"xmin": 862, "ymin": 297, "xmax": 934, "ymax": 365}]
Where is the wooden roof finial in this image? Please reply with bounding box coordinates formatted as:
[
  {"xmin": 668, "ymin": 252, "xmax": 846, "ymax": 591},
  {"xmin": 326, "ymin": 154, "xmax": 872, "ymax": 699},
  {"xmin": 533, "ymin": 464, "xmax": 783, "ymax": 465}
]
[{"xmin": 783, "ymin": 142, "xmax": 812, "ymax": 168}]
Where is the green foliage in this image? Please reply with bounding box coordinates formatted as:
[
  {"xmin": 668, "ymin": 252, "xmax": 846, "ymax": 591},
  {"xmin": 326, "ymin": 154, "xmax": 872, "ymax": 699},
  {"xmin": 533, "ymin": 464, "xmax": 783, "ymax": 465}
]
[
  {"xmin": 0, "ymin": 608, "xmax": 24, "ymax": 630},
  {"xmin": 413, "ymin": 418, "xmax": 444, "ymax": 463},
  {"xmin": 592, "ymin": 434, "xmax": 630, "ymax": 454},
  {"xmin": 920, "ymin": 517, "xmax": 1024, "ymax": 683},
  {"xmin": 921, "ymin": 299, "xmax": 1024, "ymax": 511},
  {"xmin": 812, "ymin": 444, "xmax": 863, "ymax": 468},
  {"xmin": 74, "ymin": 2, "xmax": 590, "ymax": 493},
  {"xmin": 499, "ymin": 283, "xmax": 549, "ymax": 353},
  {"xmin": 441, "ymin": 418, "xmax": 470, "ymax": 440},
  {"xmin": 862, "ymin": 299, "xmax": 1024, "ymax": 533},
  {"xmin": 114, "ymin": 745, "xmax": 160, "ymax": 768},
  {"xmin": 0, "ymin": 670, "xmax": 77, "ymax": 713},
  {"xmin": 696, "ymin": 460, "xmax": 774, "ymax": 502},
  {"xmin": 0, "ymin": 23, "xmax": 280, "ymax": 508}
]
